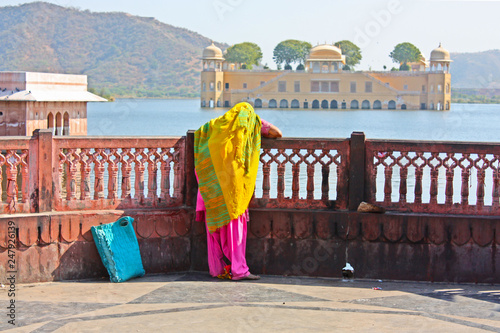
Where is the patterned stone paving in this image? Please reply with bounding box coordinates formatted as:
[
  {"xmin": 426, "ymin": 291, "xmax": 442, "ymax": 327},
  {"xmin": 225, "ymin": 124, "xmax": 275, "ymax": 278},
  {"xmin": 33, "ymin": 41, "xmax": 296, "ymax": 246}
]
[{"xmin": 1, "ymin": 273, "xmax": 499, "ymax": 332}]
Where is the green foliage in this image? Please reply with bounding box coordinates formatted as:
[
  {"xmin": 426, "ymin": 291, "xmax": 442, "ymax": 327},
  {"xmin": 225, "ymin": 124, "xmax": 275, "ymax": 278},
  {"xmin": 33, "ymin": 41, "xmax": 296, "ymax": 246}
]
[
  {"xmin": 273, "ymin": 40, "xmax": 312, "ymax": 67},
  {"xmin": 389, "ymin": 42, "xmax": 421, "ymax": 69},
  {"xmin": 224, "ymin": 42, "xmax": 262, "ymax": 67},
  {"xmin": 334, "ymin": 40, "xmax": 362, "ymax": 68},
  {"xmin": 0, "ymin": 2, "xmax": 223, "ymax": 98},
  {"xmin": 399, "ymin": 63, "xmax": 410, "ymax": 71}
]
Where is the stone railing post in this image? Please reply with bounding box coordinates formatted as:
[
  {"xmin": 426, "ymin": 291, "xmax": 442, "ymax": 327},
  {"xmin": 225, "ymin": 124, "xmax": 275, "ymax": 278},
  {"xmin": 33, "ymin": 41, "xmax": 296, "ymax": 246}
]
[
  {"xmin": 185, "ymin": 130, "xmax": 197, "ymax": 207},
  {"xmin": 33, "ymin": 129, "xmax": 53, "ymax": 212},
  {"xmin": 348, "ymin": 132, "xmax": 366, "ymax": 210}
]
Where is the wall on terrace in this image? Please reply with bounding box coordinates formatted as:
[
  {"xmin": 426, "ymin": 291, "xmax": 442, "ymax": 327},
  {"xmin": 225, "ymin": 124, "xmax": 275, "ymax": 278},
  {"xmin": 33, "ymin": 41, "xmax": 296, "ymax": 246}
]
[{"xmin": 0, "ymin": 131, "xmax": 499, "ymax": 284}]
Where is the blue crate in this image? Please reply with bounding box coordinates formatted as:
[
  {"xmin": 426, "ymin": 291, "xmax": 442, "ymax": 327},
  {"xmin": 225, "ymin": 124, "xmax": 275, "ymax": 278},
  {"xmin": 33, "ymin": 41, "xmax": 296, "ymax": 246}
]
[{"xmin": 91, "ymin": 216, "xmax": 145, "ymax": 282}]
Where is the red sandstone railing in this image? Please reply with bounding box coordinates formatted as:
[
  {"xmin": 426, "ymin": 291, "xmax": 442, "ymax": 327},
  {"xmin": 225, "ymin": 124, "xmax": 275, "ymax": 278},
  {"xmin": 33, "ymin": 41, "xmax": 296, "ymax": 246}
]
[
  {"xmin": 1, "ymin": 130, "xmax": 499, "ymax": 216},
  {"xmin": 52, "ymin": 136, "xmax": 186, "ymax": 211},
  {"xmin": 365, "ymin": 139, "xmax": 500, "ymax": 215},
  {"xmin": 0, "ymin": 137, "xmax": 33, "ymax": 214},
  {"xmin": 251, "ymin": 138, "xmax": 349, "ymax": 210}
]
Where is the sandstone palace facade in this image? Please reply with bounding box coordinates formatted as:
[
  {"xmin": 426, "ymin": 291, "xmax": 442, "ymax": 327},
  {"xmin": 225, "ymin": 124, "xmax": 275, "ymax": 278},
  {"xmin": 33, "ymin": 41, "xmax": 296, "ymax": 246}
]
[
  {"xmin": 200, "ymin": 43, "xmax": 451, "ymax": 111},
  {"xmin": 0, "ymin": 72, "xmax": 106, "ymax": 136}
]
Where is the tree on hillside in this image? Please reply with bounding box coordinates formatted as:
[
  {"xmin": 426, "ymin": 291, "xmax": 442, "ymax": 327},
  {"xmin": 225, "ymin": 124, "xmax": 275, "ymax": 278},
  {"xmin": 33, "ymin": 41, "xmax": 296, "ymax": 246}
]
[
  {"xmin": 334, "ymin": 40, "xmax": 362, "ymax": 70},
  {"xmin": 389, "ymin": 42, "xmax": 421, "ymax": 70},
  {"xmin": 273, "ymin": 40, "xmax": 312, "ymax": 69},
  {"xmin": 224, "ymin": 42, "xmax": 262, "ymax": 69}
]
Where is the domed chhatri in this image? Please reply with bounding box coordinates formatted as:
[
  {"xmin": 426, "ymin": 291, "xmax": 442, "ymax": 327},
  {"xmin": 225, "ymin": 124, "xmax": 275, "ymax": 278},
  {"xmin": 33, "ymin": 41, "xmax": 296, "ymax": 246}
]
[
  {"xmin": 430, "ymin": 43, "xmax": 451, "ymax": 62},
  {"xmin": 200, "ymin": 42, "xmax": 452, "ymax": 111},
  {"xmin": 202, "ymin": 42, "xmax": 224, "ymax": 60},
  {"xmin": 308, "ymin": 44, "xmax": 344, "ymax": 61}
]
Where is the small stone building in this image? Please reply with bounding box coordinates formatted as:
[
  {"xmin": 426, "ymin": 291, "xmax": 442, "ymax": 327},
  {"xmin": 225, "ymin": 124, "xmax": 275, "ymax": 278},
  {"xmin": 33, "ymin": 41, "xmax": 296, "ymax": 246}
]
[{"xmin": 0, "ymin": 72, "xmax": 107, "ymax": 136}]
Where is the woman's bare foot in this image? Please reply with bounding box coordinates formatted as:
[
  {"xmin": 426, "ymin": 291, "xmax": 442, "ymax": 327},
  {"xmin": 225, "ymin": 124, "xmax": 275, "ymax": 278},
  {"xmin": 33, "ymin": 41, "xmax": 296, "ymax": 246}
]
[{"xmin": 242, "ymin": 273, "xmax": 260, "ymax": 280}]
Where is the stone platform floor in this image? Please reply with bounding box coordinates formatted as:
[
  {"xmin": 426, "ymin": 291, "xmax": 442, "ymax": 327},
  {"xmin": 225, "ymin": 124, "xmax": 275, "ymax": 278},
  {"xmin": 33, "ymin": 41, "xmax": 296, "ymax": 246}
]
[{"xmin": 1, "ymin": 273, "xmax": 500, "ymax": 332}]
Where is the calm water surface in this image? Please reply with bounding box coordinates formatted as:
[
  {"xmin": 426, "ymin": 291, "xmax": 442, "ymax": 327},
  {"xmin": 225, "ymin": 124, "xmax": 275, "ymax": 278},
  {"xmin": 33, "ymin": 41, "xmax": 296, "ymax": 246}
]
[{"xmin": 88, "ymin": 99, "xmax": 500, "ymax": 142}]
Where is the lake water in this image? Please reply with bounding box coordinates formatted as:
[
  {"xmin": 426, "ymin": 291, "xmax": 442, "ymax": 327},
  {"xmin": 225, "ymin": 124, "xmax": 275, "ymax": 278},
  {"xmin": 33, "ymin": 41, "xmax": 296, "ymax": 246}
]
[
  {"xmin": 85, "ymin": 99, "xmax": 500, "ymax": 204},
  {"xmin": 88, "ymin": 99, "xmax": 500, "ymax": 142}
]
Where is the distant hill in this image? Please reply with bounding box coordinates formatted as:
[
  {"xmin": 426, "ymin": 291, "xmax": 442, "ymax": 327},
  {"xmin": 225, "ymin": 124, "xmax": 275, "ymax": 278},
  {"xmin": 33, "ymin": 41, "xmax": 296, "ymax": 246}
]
[
  {"xmin": 451, "ymin": 50, "xmax": 500, "ymax": 89},
  {"xmin": 0, "ymin": 2, "xmax": 226, "ymax": 98},
  {"xmin": 1, "ymin": 3, "xmax": 498, "ymax": 99}
]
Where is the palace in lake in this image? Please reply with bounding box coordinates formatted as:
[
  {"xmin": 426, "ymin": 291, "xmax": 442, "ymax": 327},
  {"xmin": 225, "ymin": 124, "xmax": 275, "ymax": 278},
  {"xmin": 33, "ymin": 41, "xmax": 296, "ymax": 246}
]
[{"xmin": 200, "ymin": 43, "xmax": 451, "ymax": 111}]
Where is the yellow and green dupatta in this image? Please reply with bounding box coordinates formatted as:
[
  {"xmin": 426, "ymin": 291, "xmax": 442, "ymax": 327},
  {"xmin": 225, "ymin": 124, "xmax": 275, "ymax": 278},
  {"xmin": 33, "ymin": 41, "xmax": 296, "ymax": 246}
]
[{"xmin": 194, "ymin": 102, "xmax": 262, "ymax": 233}]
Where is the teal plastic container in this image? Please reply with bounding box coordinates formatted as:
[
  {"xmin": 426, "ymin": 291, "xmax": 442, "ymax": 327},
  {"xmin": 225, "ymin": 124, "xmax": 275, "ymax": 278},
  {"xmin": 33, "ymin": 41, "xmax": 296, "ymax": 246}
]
[{"xmin": 91, "ymin": 216, "xmax": 145, "ymax": 282}]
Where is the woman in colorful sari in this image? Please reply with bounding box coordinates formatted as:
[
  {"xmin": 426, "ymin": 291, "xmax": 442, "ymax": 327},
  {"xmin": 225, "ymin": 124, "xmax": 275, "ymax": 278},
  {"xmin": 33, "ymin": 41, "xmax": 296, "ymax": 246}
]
[{"xmin": 194, "ymin": 102, "xmax": 282, "ymax": 280}]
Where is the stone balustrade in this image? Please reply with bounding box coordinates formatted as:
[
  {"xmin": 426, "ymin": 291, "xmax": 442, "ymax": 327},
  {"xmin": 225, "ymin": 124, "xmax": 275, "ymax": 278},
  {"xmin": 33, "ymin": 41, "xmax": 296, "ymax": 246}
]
[{"xmin": 0, "ymin": 130, "xmax": 498, "ymax": 283}]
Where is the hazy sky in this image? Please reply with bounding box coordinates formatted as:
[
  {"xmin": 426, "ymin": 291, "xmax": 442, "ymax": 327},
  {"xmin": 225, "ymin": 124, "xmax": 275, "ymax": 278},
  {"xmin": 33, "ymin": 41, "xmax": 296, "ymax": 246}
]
[{"xmin": 3, "ymin": 0, "xmax": 500, "ymax": 69}]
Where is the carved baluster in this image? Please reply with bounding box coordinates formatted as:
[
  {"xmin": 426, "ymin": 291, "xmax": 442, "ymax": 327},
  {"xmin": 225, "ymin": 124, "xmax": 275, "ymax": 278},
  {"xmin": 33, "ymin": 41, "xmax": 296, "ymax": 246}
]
[
  {"xmin": 147, "ymin": 148, "xmax": 158, "ymax": 200},
  {"xmin": 430, "ymin": 168, "xmax": 439, "ymax": 205},
  {"xmin": 290, "ymin": 149, "xmax": 300, "ymax": 201},
  {"xmin": 399, "ymin": 167, "xmax": 408, "ymax": 204},
  {"xmin": 412, "ymin": 153, "xmax": 424, "ymax": 205},
  {"xmin": 445, "ymin": 169, "xmax": 455, "ymax": 205},
  {"xmin": 134, "ymin": 148, "xmax": 146, "ymax": 203},
  {"xmin": 477, "ymin": 169, "xmax": 485, "ymax": 209},
  {"xmin": 121, "ymin": 149, "xmax": 132, "ymax": 199},
  {"xmin": 277, "ymin": 164, "xmax": 285, "ymax": 201},
  {"xmin": 66, "ymin": 149, "xmax": 78, "ymax": 200},
  {"xmin": 292, "ymin": 163, "xmax": 300, "ymax": 200},
  {"xmin": 460, "ymin": 168, "xmax": 469, "ymax": 206},
  {"xmin": 107, "ymin": 149, "xmax": 119, "ymax": 200},
  {"xmin": 307, "ymin": 164, "xmax": 314, "ymax": 200},
  {"xmin": 322, "ymin": 165, "xmax": 330, "ymax": 201},
  {"xmin": 493, "ymin": 167, "xmax": 500, "ymax": 208},
  {"xmin": 475, "ymin": 155, "xmax": 487, "ymax": 209},
  {"xmin": 276, "ymin": 149, "xmax": 287, "ymax": 201},
  {"xmin": 444, "ymin": 153, "xmax": 458, "ymax": 205},
  {"xmin": 5, "ymin": 151, "xmax": 19, "ymax": 212},
  {"xmin": 336, "ymin": 164, "xmax": 343, "ymax": 202},
  {"xmin": 174, "ymin": 148, "xmax": 182, "ymax": 200},
  {"xmin": 94, "ymin": 149, "xmax": 105, "ymax": 200},
  {"xmin": 161, "ymin": 150, "xmax": 172, "ymax": 201},
  {"xmin": 262, "ymin": 164, "xmax": 270, "ymax": 200},
  {"xmin": 20, "ymin": 150, "xmax": 29, "ymax": 203},
  {"xmin": 458, "ymin": 153, "xmax": 473, "ymax": 207},
  {"xmin": 80, "ymin": 149, "xmax": 92, "ymax": 200},
  {"xmin": 414, "ymin": 168, "xmax": 423, "ymax": 204},
  {"xmin": 384, "ymin": 166, "xmax": 393, "ymax": 204}
]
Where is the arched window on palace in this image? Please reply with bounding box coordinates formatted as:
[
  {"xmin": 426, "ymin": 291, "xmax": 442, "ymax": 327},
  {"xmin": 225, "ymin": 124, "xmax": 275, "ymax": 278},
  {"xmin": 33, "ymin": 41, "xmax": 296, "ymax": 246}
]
[
  {"xmin": 47, "ymin": 113, "xmax": 54, "ymax": 134},
  {"xmin": 63, "ymin": 112, "xmax": 70, "ymax": 136},
  {"xmin": 312, "ymin": 63, "xmax": 320, "ymax": 73},
  {"xmin": 321, "ymin": 62, "xmax": 329, "ymax": 73}
]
